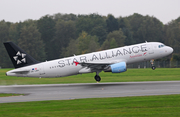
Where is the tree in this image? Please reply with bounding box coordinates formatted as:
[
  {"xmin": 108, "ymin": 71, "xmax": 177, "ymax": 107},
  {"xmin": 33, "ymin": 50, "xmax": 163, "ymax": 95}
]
[
  {"xmin": 77, "ymin": 31, "xmax": 100, "ymax": 54},
  {"xmin": 0, "ymin": 20, "xmax": 12, "ymax": 68},
  {"xmin": 137, "ymin": 16, "xmax": 163, "ymax": 42},
  {"xmin": 101, "ymin": 39, "xmax": 109, "ymax": 50},
  {"xmin": 118, "ymin": 17, "xmax": 134, "ymax": 45},
  {"xmin": 18, "ymin": 24, "xmax": 46, "ymax": 61},
  {"xmin": 127, "ymin": 13, "xmax": 145, "ymax": 43},
  {"xmin": 163, "ymin": 19, "xmax": 180, "ymax": 56},
  {"xmin": 61, "ymin": 39, "xmax": 78, "ymax": 57},
  {"xmin": 53, "ymin": 13, "xmax": 77, "ymax": 22},
  {"xmin": 110, "ymin": 38, "xmax": 118, "ymax": 48},
  {"xmin": 106, "ymin": 14, "xmax": 119, "ymax": 33},
  {"xmin": 76, "ymin": 13, "xmax": 107, "ymax": 44},
  {"xmin": 127, "ymin": 13, "xmax": 163, "ymax": 43},
  {"xmin": 61, "ymin": 31, "xmax": 100, "ymax": 57},
  {"xmin": 9, "ymin": 23, "xmax": 19, "ymax": 43},
  {"xmin": 37, "ymin": 15, "xmax": 56, "ymax": 60},
  {"xmin": 102, "ymin": 28, "xmax": 126, "ymax": 49},
  {"xmin": 53, "ymin": 20, "xmax": 77, "ymax": 58},
  {"xmin": 107, "ymin": 28, "xmax": 125, "ymax": 46},
  {"xmin": 90, "ymin": 25, "xmax": 107, "ymax": 45}
]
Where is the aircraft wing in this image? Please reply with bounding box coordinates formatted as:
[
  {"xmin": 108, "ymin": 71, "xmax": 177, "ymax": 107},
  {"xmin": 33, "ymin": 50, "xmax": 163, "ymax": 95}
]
[
  {"xmin": 79, "ymin": 62, "xmax": 109, "ymax": 71},
  {"xmin": 74, "ymin": 59, "xmax": 126, "ymax": 71}
]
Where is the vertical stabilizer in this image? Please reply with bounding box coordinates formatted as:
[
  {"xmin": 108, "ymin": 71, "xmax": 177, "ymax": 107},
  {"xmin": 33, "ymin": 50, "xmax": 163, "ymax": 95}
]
[{"xmin": 3, "ymin": 42, "xmax": 39, "ymax": 68}]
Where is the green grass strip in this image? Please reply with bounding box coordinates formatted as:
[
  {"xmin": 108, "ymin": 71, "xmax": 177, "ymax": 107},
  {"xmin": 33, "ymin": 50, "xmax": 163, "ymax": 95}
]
[
  {"xmin": 1, "ymin": 68, "xmax": 180, "ymax": 85},
  {"xmin": 0, "ymin": 94, "xmax": 180, "ymax": 117},
  {"xmin": 0, "ymin": 93, "xmax": 24, "ymax": 97}
]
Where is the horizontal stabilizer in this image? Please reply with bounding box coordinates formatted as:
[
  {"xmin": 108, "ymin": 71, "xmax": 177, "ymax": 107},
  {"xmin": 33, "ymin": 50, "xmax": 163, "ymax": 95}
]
[{"xmin": 11, "ymin": 69, "xmax": 30, "ymax": 73}]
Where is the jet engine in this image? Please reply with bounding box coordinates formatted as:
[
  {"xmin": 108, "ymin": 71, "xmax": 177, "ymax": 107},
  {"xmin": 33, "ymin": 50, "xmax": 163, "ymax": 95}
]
[{"xmin": 104, "ymin": 62, "xmax": 127, "ymax": 73}]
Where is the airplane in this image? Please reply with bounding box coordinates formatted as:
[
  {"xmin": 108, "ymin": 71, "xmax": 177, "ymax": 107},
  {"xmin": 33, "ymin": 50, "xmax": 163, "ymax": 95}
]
[{"xmin": 4, "ymin": 42, "xmax": 173, "ymax": 82}]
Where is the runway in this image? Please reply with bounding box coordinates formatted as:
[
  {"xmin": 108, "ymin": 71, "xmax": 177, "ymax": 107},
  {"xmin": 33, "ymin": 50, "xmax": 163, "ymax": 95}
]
[{"xmin": 1, "ymin": 81, "xmax": 180, "ymax": 103}]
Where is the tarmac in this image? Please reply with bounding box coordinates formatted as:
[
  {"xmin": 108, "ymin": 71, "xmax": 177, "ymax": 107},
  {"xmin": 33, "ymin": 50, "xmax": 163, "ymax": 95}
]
[{"xmin": 1, "ymin": 81, "xmax": 180, "ymax": 103}]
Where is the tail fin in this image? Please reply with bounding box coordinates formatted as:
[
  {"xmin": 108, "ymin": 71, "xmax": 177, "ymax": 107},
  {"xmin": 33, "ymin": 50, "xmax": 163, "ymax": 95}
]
[{"xmin": 3, "ymin": 42, "xmax": 39, "ymax": 68}]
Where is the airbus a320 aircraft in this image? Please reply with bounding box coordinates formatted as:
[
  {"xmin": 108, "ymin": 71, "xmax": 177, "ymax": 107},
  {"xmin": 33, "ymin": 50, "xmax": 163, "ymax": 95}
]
[{"xmin": 4, "ymin": 42, "xmax": 173, "ymax": 82}]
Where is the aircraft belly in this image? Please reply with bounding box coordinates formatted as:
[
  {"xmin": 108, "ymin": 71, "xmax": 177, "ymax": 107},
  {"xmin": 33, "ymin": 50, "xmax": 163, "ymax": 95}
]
[
  {"xmin": 57, "ymin": 66, "xmax": 81, "ymax": 77},
  {"xmin": 43, "ymin": 65, "xmax": 81, "ymax": 78}
]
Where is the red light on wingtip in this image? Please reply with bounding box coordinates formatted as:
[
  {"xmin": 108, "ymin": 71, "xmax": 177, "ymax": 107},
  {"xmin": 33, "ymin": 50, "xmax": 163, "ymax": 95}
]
[{"xmin": 74, "ymin": 61, "xmax": 79, "ymax": 66}]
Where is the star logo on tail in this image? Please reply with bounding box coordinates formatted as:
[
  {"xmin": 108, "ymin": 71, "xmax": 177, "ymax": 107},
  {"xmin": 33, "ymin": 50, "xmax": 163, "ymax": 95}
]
[{"xmin": 13, "ymin": 51, "xmax": 26, "ymax": 65}]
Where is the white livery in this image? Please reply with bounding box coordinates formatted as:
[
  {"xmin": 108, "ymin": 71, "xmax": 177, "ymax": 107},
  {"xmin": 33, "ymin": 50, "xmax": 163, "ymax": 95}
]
[{"xmin": 4, "ymin": 42, "xmax": 173, "ymax": 82}]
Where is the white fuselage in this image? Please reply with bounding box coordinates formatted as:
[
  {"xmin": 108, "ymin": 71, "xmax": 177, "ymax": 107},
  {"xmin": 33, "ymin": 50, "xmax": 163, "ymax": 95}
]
[{"xmin": 6, "ymin": 42, "xmax": 173, "ymax": 78}]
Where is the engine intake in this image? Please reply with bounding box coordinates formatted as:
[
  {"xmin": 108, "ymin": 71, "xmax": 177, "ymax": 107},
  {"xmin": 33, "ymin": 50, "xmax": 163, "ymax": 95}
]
[{"xmin": 104, "ymin": 62, "xmax": 127, "ymax": 73}]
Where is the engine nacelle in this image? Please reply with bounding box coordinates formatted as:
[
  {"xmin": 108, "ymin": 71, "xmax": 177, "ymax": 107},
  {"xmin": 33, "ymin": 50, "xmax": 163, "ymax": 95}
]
[{"xmin": 104, "ymin": 62, "xmax": 127, "ymax": 73}]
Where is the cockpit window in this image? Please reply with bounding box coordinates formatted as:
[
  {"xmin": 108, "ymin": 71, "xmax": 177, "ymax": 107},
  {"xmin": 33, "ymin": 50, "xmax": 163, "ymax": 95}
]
[{"xmin": 158, "ymin": 44, "xmax": 165, "ymax": 48}]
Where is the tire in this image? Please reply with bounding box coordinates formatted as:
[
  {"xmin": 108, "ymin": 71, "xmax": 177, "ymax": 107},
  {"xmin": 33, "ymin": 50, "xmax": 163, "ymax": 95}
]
[
  {"xmin": 94, "ymin": 75, "xmax": 101, "ymax": 82},
  {"xmin": 152, "ymin": 66, "xmax": 156, "ymax": 70}
]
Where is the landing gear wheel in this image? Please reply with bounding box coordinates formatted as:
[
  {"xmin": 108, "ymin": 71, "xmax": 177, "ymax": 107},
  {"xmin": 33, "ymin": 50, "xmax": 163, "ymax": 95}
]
[
  {"xmin": 94, "ymin": 75, "xmax": 101, "ymax": 82},
  {"xmin": 152, "ymin": 66, "xmax": 156, "ymax": 70},
  {"xmin": 150, "ymin": 59, "xmax": 156, "ymax": 70}
]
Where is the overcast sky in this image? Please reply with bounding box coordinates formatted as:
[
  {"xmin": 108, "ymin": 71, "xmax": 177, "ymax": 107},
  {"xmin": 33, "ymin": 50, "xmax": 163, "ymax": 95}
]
[{"xmin": 0, "ymin": 0, "xmax": 179, "ymax": 24}]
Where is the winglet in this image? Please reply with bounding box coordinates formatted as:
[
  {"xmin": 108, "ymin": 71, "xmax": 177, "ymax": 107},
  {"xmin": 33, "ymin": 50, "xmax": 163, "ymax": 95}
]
[{"xmin": 74, "ymin": 61, "xmax": 79, "ymax": 66}]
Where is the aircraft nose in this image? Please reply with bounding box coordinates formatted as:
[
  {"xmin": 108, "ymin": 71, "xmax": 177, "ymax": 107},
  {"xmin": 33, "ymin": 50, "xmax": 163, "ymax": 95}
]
[
  {"xmin": 169, "ymin": 47, "xmax": 173, "ymax": 54},
  {"xmin": 167, "ymin": 46, "xmax": 173, "ymax": 54}
]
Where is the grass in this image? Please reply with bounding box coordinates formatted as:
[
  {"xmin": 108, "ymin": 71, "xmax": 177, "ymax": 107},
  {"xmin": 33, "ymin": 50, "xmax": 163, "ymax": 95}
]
[
  {"xmin": 0, "ymin": 93, "xmax": 24, "ymax": 97},
  {"xmin": 0, "ymin": 94, "xmax": 180, "ymax": 117},
  {"xmin": 0, "ymin": 68, "xmax": 180, "ymax": 85},
  {"xmin": 1, "ymin": 68, "xmax": 180, "ymax": 116}
]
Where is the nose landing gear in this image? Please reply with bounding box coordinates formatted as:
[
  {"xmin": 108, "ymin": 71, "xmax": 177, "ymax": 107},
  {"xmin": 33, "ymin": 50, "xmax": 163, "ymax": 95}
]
[
  {"xmin": 152, "ymin": 66, "xmax": 156, "ymax": 70},
  {"xmin": 150, "ymin": 59, "xmax": 156, "ymax": 70}
]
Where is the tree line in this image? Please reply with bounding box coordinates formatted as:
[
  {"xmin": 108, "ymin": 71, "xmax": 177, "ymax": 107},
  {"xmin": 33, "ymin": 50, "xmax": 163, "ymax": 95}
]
[{"xmin": 0, "ymin": 13, "xmax": 180, "ymax": 68}]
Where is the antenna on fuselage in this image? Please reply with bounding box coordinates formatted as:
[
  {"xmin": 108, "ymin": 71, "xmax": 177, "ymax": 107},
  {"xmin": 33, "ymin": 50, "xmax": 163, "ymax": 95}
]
[{"xmin": 145, "ymin": 41, "xmax": 148, "ymax": 43}]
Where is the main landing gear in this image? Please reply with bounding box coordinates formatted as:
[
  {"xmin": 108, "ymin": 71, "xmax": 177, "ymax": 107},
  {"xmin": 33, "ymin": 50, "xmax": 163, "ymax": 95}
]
[
  {"xmin": 94, "ymin": 71, "xmax": 101, "ymax": 82},
  {"xmin": 150, "ymin": 59, "xmax": 156, "ymax": 70},
  {"xmin": 94, "ymin": 75, "xmax": 101, "ymax": 82}
]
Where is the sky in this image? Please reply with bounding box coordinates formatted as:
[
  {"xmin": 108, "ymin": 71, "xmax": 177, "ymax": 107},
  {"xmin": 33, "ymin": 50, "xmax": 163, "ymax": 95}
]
[{"xmin": 0, "ymin": 0, "xmax": 180, "ymax": 24}]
